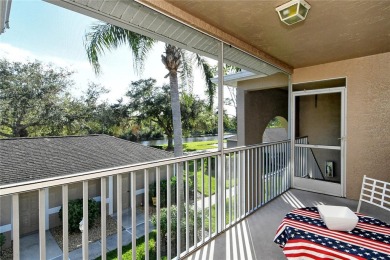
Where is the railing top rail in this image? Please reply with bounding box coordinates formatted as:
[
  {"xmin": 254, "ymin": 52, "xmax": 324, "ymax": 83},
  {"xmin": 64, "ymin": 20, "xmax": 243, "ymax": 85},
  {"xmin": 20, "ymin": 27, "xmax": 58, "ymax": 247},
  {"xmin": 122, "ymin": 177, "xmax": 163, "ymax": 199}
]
[
  {"xmin": 0, "ymin": 140, "xmax": 292, "ymax": 196},
  {"xmin": 0, "ymin": 150, "xmax": 219, "ymax": 196},
  {"xmin": 224, "ymin": 139, "xmax": 290, "ymax": 153}
]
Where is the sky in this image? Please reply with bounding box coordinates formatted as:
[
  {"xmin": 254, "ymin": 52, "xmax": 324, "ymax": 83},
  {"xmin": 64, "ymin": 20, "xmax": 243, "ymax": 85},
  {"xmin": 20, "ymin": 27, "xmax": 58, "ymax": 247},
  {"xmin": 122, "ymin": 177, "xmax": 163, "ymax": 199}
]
[{"xmin": 0, "ymin": 0, "xmax": 220, "ymax": 106}]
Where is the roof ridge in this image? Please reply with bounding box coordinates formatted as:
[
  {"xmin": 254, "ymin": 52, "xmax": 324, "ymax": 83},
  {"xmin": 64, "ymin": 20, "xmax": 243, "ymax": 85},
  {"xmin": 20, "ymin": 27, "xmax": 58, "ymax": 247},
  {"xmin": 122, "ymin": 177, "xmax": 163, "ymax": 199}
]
[
  {"xmin": 0, "ymin": 134, "xmax": 102, "ymax": 141},
  {"xmin": 101, "ymin": 134, "xmax": 173, "ymax": 155}
]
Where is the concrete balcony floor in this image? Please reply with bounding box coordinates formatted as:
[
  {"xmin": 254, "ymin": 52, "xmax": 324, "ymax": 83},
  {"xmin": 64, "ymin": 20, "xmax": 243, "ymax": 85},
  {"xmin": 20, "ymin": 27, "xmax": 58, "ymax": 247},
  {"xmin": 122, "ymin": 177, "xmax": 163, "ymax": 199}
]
[{"xmin": 184, "ymin": 189, "xmax": 390, "ymax": 260}]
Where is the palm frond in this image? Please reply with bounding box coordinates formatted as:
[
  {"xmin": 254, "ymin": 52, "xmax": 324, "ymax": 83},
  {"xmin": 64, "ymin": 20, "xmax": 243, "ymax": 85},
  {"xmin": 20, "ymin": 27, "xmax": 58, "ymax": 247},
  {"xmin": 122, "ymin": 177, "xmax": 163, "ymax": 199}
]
[
  {"xmin": 84, "ymin": 22, "xmax": 155, "ymax": 75},
  {"xmin": 179, "ymin": 50, "xmax": 194, "ymax": 93},
  {"xmin": 194, "ymin": 54, "xmax": 216, "ymax": 110}
]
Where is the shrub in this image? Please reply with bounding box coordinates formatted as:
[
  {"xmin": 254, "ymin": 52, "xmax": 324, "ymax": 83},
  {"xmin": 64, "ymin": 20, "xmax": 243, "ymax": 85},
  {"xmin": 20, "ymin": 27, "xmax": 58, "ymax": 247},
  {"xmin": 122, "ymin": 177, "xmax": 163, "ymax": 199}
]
[
  {"xmin": 59, "ymin": 198, "xmax": 100, "ymax": 232},
  {"xmin": 151, "ymin": 205, "xmax": 201, "ymax": 257},
  {"xmin": 0, "ymin": 233, "xmax": 5, "ymax": 255},
  {"xmin": 149, "ymin": 177, "xmax": 177, "ymax": 207}
]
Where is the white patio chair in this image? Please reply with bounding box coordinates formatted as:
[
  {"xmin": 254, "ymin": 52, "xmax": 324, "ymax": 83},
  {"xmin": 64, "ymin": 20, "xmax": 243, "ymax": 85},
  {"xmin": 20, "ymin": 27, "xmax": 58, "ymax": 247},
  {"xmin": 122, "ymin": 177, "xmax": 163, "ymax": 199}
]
[{"xmin": 357, "ymin": 175, "xmax": 390, "ymax": 213}]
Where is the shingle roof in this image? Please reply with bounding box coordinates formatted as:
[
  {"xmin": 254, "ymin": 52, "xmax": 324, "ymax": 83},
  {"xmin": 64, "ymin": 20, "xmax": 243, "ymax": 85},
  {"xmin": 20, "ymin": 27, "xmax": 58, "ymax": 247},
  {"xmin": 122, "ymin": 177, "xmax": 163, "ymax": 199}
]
[
  {"xmin": 262, "ymin": 128, "xmax": 288, "ymax": 143},
  {"xmin": 0, "ymin": 135, "xmax": 172, "ymax": 185}
]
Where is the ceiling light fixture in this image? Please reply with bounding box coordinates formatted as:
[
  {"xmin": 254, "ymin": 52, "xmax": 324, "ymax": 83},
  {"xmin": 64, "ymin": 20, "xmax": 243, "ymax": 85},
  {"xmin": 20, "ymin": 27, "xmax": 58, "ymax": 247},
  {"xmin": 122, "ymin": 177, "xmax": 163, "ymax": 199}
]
[{"xmin": 276, "ymin": 0, "xmax": 311, "ymax": 26}]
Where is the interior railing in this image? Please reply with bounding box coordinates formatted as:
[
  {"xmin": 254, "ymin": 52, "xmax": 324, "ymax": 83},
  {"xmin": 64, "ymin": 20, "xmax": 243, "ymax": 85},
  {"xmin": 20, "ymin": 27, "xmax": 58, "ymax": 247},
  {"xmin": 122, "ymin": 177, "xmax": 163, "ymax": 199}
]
[
  {"xmin": 0, "ymin": 140, "xmax": 290, "ymax": 260},
  {"xmin": 295, "ymin": 137, "xmax": 325, "ymax": 180}
]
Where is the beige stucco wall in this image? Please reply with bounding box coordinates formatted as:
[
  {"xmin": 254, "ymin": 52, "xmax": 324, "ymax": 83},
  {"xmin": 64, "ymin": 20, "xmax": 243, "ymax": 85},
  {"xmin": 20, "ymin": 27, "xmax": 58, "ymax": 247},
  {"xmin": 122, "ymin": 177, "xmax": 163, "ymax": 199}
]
[
  {"xmin": 292, "ymin": 52, "xmax": 390, "ymax": 199},
  {"xmin": 237, "ymin": 88, "xmax": 288, "ymax": 145},
  {"xmin": 0, "ymin": 196, "xmax": 12, "ymax": 247}
]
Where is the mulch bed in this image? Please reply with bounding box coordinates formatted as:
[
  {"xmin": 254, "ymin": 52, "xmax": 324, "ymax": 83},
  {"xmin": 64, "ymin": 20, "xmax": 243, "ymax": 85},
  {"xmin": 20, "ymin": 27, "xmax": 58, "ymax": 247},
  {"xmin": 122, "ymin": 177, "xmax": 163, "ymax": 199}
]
[
  {"xmin": 50, "ymin": 214, "xmax": 118, "ymax": 252},
  {"xmin": 0, "ymin": 246, "xmax": 13, "ymax": 260}
]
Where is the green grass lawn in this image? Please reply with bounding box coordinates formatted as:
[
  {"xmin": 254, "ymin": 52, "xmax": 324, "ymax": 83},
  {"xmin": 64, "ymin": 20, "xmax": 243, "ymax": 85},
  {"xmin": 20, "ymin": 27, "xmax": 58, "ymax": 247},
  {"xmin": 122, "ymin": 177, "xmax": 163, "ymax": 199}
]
[
  {"xmin": 183, "ymin": 140, "xmax": 219, "ymax": 151},
  {"xmin": 97, "ymin": 231, "xmax": 167, "ymax": 260},
  {"xmin": 163, "ymin": 140, "xmax": 220, "ymax": 152}
]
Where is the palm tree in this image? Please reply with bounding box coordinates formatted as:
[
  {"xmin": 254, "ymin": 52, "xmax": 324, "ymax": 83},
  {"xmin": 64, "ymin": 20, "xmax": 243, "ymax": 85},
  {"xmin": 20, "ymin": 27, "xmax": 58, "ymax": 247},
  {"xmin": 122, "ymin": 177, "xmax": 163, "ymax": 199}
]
[{"xmin": 84, "ymin": 22, "xmax": 215, "ymax": 157}]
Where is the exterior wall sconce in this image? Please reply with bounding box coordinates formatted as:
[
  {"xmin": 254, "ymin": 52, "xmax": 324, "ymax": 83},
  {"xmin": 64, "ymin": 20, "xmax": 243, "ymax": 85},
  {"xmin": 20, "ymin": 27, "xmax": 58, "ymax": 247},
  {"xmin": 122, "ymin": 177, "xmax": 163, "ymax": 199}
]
[{"xmin": 276, "ymin": 0, "xmax": 311, "ymax": 26}]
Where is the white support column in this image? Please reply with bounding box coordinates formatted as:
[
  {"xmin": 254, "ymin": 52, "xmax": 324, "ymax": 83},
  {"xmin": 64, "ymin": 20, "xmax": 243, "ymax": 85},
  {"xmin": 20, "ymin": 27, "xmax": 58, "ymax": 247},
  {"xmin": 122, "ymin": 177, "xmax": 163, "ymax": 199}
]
[
  {"xmin": 117, "ymin": 175, "xmax": 122, "ymax": 260},
  {"xmin": 217, "ymin": 41, "xmax": 225, "ymax": 233},
  {"xmin": 12, "ymin": 194, "xmax": 20, "ymax": 260},
  {"xmin": 101, "ymin": 177, "xmax": 107, "ymax": 260},
  {"xmin": 82, "ymin": 181, "xmax": 89, "ymax": 260},
  {"xmin": 131, "ymin": 172, "xmax": 137, "ymax": 260},
  {"xmin": 288, "ymin": 75, "xmax": 292, "ymax": 139},
  {"xmin": 39, "ymin": 189, "xmax": 46, "ymax": 260},
  {"xmin": 62, "ymin": 185, "xmax": 69, "ymax": 260},
  {"xmin": 288, "ymin": 75, "xmax": 294, "ymax": 188},
  {"xmin": 45, "ymin": 188, "xmax": 49, "ymax": 230}
]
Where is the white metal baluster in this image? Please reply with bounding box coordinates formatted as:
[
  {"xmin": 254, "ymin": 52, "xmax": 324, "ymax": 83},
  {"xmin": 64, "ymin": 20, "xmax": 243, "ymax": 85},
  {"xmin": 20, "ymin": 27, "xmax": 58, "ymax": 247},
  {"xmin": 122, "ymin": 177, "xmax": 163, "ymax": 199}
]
[
  {"xmin": 238, "ymin": 151, "xmax": 241, "ymax": 219},
  {"xmin": 300, "ymin": 143, "xmax": 303, "ymax": 177},
  {"xmin": 242, "ymin": 150, "xmax": 246, "ymax": 217},
  {"xmin": 228, "ymin": 153, "xmax": 232, "ymax": 225},
  {"xmin": 274, "ymin": 145, "xmax": 277, "ymax": 196},
  {"xmin": 185, "ymin": 161, "xmax": 189, "ymax": 252},
  {"xmin": 255, "ymin": 148, "xmax": 258, "ymax": 208},
  {"xmin": 286, "ymin": 143, "xmax": 288, "ymax": 190},
  {"xmin": 208, "ymin": 156, "xmax": 212, "ymax": 238},
  {"xmin": 280, "ymin": 144, "xmax": 283, "ymax": 191},
  {"xmin": 261, "ymin": 147, "xmax": 264, "ymax": 205},
  {"xmin": 117, "ymin": 175, "xmax": 122, "ymax": 260},
  {"xmin": 214, "ymin": 156, "xmax": 218, "ymax": 234},
  {"xmin": 233, "ymin": 152, "xmax": 237, "ymax": 223},
  {"xmin": 285, "ymin": 143, "xmax": 288, "ymax": 190},
  {"xmin": 273, "ymin": 145, "xmax": 276, "ymax": 198},
  {"xmin": 83, "ymin": 181, "xmax": 89, "ymax": 260},
  {"xmin": 62, "ymin": 185, "xmax": 69, "ymax": 260},
  {"xmin": 131, "ymin": 172, "xmax": 137, "ymax": 260},
  {"xmin": 270, "ymin": 146, "xmax": 273, "ymax": 199},
  {"xmin": 247, "ymin": 149, "xmax": 250, "ymax": 214},
  {"xmin": 193, "ymin": 160, "xmax": 197, "ymax": 246},
  {"xmin": 276, "ymin": 144, "xmax": 282, "ymax": 195},
  {"xmin": 144, "ymin": 169, "xmax": 149, "ymax": 259},
  {"xmin": 156, "ymin": 167, "xmax": 161, "ymax": 260},
  {"xmin": 304, "ymin": 144, "xmax": 308, "ymax": 178},
  {"xmin": 101, "ymin": 178, "xmax": 107, "ymax": 260},
  {"xmin": 39, "ymin": 189, "xmax": 46, "ymax": 260},
  {"xmin": 265, "ymin": 146, "xmax": 269, "ymax": 202},
  {"xmin": 270, "ymin": 145, "xmax": 275, "ymax": 200},
  {"xmin": 282, "ymin": 143, "xmax": 285, "ymax": 191},
  {"xmin": 281, "ymin": 143, "xmax": 284, "ymax": 190},
  {"xmin": 12, "ymin": 194, "xmax": 20, "ymax": 260},
  {"xmin": 176, "ymin": 163, "xmax": 181, "ymax": 259},
  {"xmin": 275, "ymin": 145, "xmax": 278, "ymax": 198},
  {"xmin": 167, "ymin": 165, "xmax": 172, "ymax": 259},
  {"xmin": 251, "ymin": 149, "xmax": 255, "ymax": 211},
  {"xmin": 269, "ymin": 146, "xmax": 272, "ymax": 201},
  {"xmin": 201, "ymin": 158, "xmax": 205, "ymax": 243},
  {"xmin": 287, "ymin": 143, "xmax": 290, "ymax": 188}
]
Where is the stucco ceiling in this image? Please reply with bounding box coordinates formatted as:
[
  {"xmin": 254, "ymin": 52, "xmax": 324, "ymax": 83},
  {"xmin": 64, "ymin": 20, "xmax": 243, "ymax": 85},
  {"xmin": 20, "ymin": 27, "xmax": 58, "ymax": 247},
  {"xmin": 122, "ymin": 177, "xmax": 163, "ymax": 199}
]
[{"xmin": 165, "ymin": 0, "xmax": 390, "ymax": 68}]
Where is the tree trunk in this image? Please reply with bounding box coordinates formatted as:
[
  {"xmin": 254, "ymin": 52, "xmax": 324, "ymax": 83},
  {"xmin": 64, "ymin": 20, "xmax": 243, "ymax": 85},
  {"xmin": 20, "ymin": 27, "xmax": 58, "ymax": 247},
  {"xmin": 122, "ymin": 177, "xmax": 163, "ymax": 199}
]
[
  {"xmin": 162, "ymin": 44, "xmax": 185, "ymax": 248},
  {"xmin": 169, "ymin": 72, "xmax": 183, "ymax": 157},
  {"xmin": 167, "ymin": 135, "xmax": 174, "ymax": 151}
]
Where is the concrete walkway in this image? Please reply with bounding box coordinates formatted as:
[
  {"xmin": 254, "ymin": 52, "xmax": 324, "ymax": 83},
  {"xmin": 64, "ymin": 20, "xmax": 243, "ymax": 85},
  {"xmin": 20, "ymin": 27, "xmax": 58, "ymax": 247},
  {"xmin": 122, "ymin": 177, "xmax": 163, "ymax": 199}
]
[{"xmin": 19, "ymin": 208, "xmax": 154, "ymax": 260}]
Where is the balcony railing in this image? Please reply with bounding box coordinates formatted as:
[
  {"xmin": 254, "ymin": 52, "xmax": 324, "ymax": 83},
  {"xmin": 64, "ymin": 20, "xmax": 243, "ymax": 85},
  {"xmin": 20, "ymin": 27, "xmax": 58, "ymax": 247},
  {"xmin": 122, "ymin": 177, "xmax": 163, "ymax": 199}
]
[{"xmin": 0, "ymin": 140, "xmax": 290, "ymax": 260}]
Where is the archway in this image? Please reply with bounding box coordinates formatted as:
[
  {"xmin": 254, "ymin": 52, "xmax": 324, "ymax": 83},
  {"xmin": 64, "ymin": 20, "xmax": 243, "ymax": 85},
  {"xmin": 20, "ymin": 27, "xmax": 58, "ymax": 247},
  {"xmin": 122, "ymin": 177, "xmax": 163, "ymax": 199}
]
[{"xmin": 262, "ymin": 116, "xmax": 288, "ymax": 143}]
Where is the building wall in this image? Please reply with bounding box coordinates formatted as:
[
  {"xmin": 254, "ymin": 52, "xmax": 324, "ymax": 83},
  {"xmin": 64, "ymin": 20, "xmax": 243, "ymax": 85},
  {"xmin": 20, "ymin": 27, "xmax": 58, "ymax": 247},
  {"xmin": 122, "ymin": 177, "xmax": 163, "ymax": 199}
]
[
  {"xmin": 0, "ymin": 196, "xmax": 12, "ymax": 248},
  {"xmin": 237, "ymin": 88, "xmax": 288, "ymax": 145},
  {"xmin": 0, "ymin": 171, "xmax": 161, "ymax": 245},
  {"xmin": 293, "ymin": 52, "xmax": 390, "ymax": 199}
]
